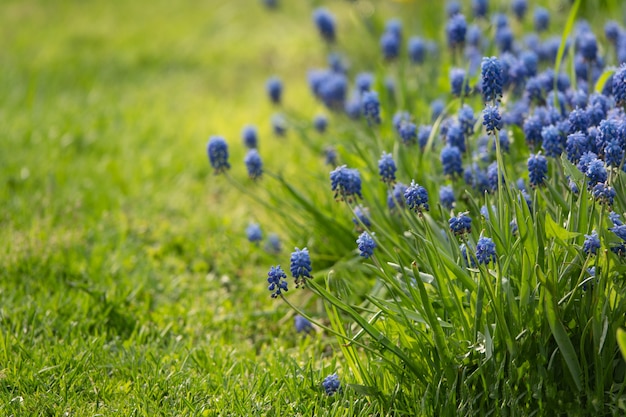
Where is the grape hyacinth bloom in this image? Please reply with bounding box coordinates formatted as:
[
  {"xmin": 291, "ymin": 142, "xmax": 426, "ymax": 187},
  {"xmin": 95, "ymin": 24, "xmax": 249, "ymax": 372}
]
[
  {"xmin": 267, "ymin": 266, "xmax": 288, "ymax": 298},
  {"xmin": 523, "ymin": 115, "xmax": 544, "ymax": 148},
  {"xmin": 592, "ymin": 182, "xmax": 616, "ymax": 206},
  {"xmin": 441, "ymin": 145, "xmax": 463, "ymax": 177},
  {"xmin": 418, "ymin": 125, "xmax": 431, "ymax": 150},
  {"xmin": 244, "ymin": 149, "xmax": 263, "ymax": 179},
  {"xmin": 458, "ymin": 105, "xmax": 476, "ymax": 136},
  {"xmin": 266, "ymin": 77, "xmax": 282, "ymax": 104},
  {"xmin": 330, "ymin": 165, "xmax": 362, "ymax": 202},
  {"xmin": 405, "ymin": 180, "xmax": 429, "ymax": 213},
  {"xmin": 294, "ymin": 315, "xmax": 314, "ymax": 334},
  {"xmin": 352, "ymin": 205, "xmax": 371, "ymax": 229},
  {"xmin": 399, "ymin": 122, "xmax": 417, "ymax": 145},
  {"xmin": 380, "ymin": 31, "xmax": 400, "ymax": 61},
  {"xmin": 487, "ymin": 161, "xmax": 502, "ymax": 192},
  {"xmin": 388, "ymin": 182, "xmax": 408, "ymax": 209},
  {"xmin": 511, "ymin": 0, "xmax": 527, "ymax": 20},
  {"xmin": 528, "ymin": 153, "xmax": 548, "ymax": 187},
  {"xmin": 324, "ymin": 146, "xmax": 337, "ymax": 166},
  {"xmin": 322, "ymin": 374, "xmax": 341, "ymax": 396},
  {"xmin": 610, "ymin": 211, "xmax": 623, "ymax": 226},
  {"xmin": 541, "ymin": 125, "xmax": 564, "ymax": 157},
  {"xmin": 446, "ymin": 124, "xmax": 466, "ymax": 153},
  {"xmin": 586, "ymin": 158, "xmax": 608, "ymax": 186},
  {"xmin": 568, "ymin": 108, "xmax": 590, "ymax": 134},
  {"xmin": 313, "ymin": 115, "xmax": 328, "ymax": 133},
  {"xmin": 472, "ymin": 0, "xmax": 488, "ymax": 18},
  {"xmin": 613, "ymin": 64, "xmax": 626, "ymax": 106},
  {"xmin": 578, "ymin": 32, "xmax": 598, "ymax": 62},
  {"xmin": 605, "ymin": 21, "xmax": 621, "ymax": 45},
  {"xmin": 450, "ymin": 68, "xmax": 470, "ymax": 97},
  {"xmin": 534, "ymin": 7, "xmax": 550, "ymax": 32},
  {"xmin": 446, "ymin": 1, "xmax": 461, "ymax": 17},
  {"xmin": 242, "ymin": 125, "xmax": 258, "ymax": 149},
  {"xmin": 207, "ymin": 136, "xmax": 230, "ymax": 174},
  {"xmin": 356, "ymin": 231, "xmax": 376, "ymax": 258},
  {"xmin": 446, "ymin": 14, "xmax": 467, "ymax": 50},
  {"xmin": 313, "ymin": 8, "xmax": 336, "ymax": 43},
  {"xmin": 482, "ymin": 104, "xmax": 502, "ymax": 135},
  {"xmin": 265, "ymin": 233, "xmax": 281, "ymax": 253},
  {"xmin": 611, "ymin": 224, "xmax": 626, "ymax": 241},
  {"xmin": 439, "ymin": 186, "xmax": 456, "ymax": 210},
  {"xmin": 583, "ymin": 230, "xmax": 600, "ymax": 255},
  {"xmin": 481, "ymin": 57, "xmax": 503, "ymax": 103},
  {"xmin": 431, "ymin": 99, "xmax": 445, "ymax": 121},
  {"xmin": 460, "ymin": 243, "xmax": 477, "ymax": 267},
  {"xmin": 246, "ymin": 223, "xmax": 262, "ymax": 243},
  {"xmin": 271, "ymin": 113, "xmax": 287, "ymax": 137},
  {"xmin": 355, "ymin": 72, "xmax": 374, "ymax": 94},
  {"xmin": 476, "ymin": 236, "xmax": 497, "ymax": 264},
  {"xmin": 362, "ymin": 91, "xmax": 381, "ymax": 126},
  {"xmin": 290, "ymin": 247, "xmax": 312, "ymax": 288},
  {"xmin": 378, "ymin": 152, "xmax": 397, "ymax": 184},
  {"xmin": 408, "ymin": 37, "xmax": 426, "ymax": 64},
  {"xmin": 578, "ymin": 151, "xmax": 598, "ymax": 173},
  {"xmin": 449, "ymin": 212, "xmax": 472, "ymax": 236},
  {"xmin": 566, "ymin": 132, "xmax": 591, "ymax": 164}
]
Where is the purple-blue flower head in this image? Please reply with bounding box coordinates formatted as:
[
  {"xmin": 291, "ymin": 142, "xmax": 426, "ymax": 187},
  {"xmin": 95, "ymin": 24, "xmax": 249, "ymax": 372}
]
[
  {"xmin": 330, "ymin": 165, "xmax": 363, "ymax": 202},
  {"xmin": 460, "ymin": 243, "xmax": 477, "ymax": 267},
  {"xmin": 568, "ymin": 108, "xmax": 590, "ymax": 134},
  {"xmin": 511, "ymin": 0, "xmax": 527, "ymax": 20},
  {"xmin": 583, "ymin": 230, "xmax": 600, "ymax": 255},
  {"xmin": 586, "ymin": 158, "xmax": 608, "ymax": 186},
  {"xmin": 267, "ymin": 265, "xmax": 288, "ymax": 298},
  {"xmin": 294, "ymin": 315, "xmax": 314, "ymax": 334},
  {"xmin": 441, "ymin": 145, "xmax": 463, "ymax": 177},
  {"xmin": 242, "ymin": 125, "xmax": 258, "ymax": 149},
  {"xmin": 207, "ymin": 136, "xmax": 230, "ymax": 174},
  {"xmin": 388, "ymin": 182, "xmax": 408, "ymax": 210},
  {"xmin": 431, "ymin": 99, "xmax": 445, "ymax": 121},
  {"xmin": 381, "ymin": 31, "xmax": 400, "ymax": 61},
  {"xmin": 244, "ymin": 149, "xmax": 263, "ymax": 179},
  {"xmin": 534, "ymin": 7, "xmax": 550, "ymax": 32},
  {"xmin": 362, "ymin": 91, "xmax": 381, "ymax": 126},
  {"xmin": 439, "ymin": 186, "xmax": 456, "ymax": 210},
  {"xmin": 613, "ymin": 64, "xmax": 626, "ymax": 106},
  {"xmin": 446, "ymin": 1, "xmax": 461, "ymax": 17},
  {"xmin": 458, "ymin": 105, "xmax": 476, "ymax": 136},
  {"xmin": 472, "ymin": 0, "xmax": 488, "ymax": 18},
  {"xmin": 476, "ymin": 236, "xmax": 497, "ymax": 264},
  {"xmin": 399, "ymin": 122, "xmax": 417, "ymax": 145},
  {"xmin": 352, "ymin": 205, "xmax": 371, "ymax": 229},
  {"xmin": 450, "ymin": 68, "xmax": 470, "ymax": 97},
  {"xmin": 523, "ymin": 114, "xmax": 544, "ymax": 148},
  {"xmin": 541, "ymin": 125, "xmax": 565, "ymax": 158},
  {"xmin": 356, "ymin": 231, "xmax": 376, "ymax": 258},
  {"xmin": 324, "ymin": 146, "xmax": 337, "ymax": 166},
  {"xmin": 246, "ymin": 223, "xmax": 262, "ymax": 243},
  {"xmin": 610, "ymin": 225, "xmax": 626, "ymax": 241},
  {"xmin": 610, "ymin": 211, "xmax": 623, "ymax": 226},
  {"xmin": 313, "ymin": 8, "xmax": 336, "ymax": 43},
  {"xmin": 449, "ymin": 212, "xmax": 472, "ymax": 236},
  {"xmin": 405, "ymin": 180, "xmax": 429, "ymax": 213},
  {"xmin": 528, "ymin": 153, "xmax": 548, "ymax": 187},
  {"xmin": 313, "ymin": 114, "xmax": 328, "ymax": 133},
  {"xmin": 408, "ymin": 37, "xmax": 426, "ymax": 64},
  {"xmin": 481, "ymin": 57, "xmax": 503, "ymax": 103},
  {"xmin": 487, "ymin": 161, "xmax": 502, "ymax": 192},
  {"xmin": 418, "ymin": 125, "xmax": 432, "ymax": 150},
  {"xmin": 272, "ymin": 113, "xmax": 287, "ymax": 137},
  {"xmin": 593, "ymin": 182, "xmax": 616, "ymax": 206},
  {"xmin": 446, "ymin": 14, "xmax": 467, "ymax": 50},
  {"xmin": 378, "ymin": 152, "xmax": 397, "ymax": 184},
  {"xmin": 323, "ymin": 373, "xmax": 341, "ymax": 396},
  {"xmin": 483, "ymin": 104, "xmax": 502, "ymax": 135},
  {"xmin": 266, "ymin": 77, "xmax": 282, "ymax": 104},
  {"xmin": 578, "ymin": 32, "xmax": 598, "ymax": 62},
  {"xmin": 290, "ymin": 247, "xmax": 312, "ymax": 287},
  {"xmin": 265, "ymin": 233, "xmax": 281, "ymax": 254},
  {"xmin": 355, "ymin": 72, "xmax": 374, "ymax": 94},
  {"xmin": 446, "ymin": 123, "xmax": 466, "ymax": 153}
]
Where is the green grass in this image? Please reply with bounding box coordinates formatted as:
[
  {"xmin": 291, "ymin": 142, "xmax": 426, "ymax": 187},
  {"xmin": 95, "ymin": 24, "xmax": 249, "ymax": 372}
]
[{"xmin": 0, "ymin": 0, "xmax": 367, "ymax": 414}]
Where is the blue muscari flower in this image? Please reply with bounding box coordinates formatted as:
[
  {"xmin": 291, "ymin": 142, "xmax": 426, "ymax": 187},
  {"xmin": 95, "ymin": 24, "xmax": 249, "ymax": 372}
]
[
  {"xmin": 611, "ymin": 224, "xmax": 626, "ymax": 241},
  {"xmin": 496, "ymin": 129, "xmax": 510, "ymax": 152},
  {"xmin": 439, "ymin": 186, "xmax": 456, "ymax": 210},
  {"xmin": 567, "ymin": 132, "xmax": 591, "ymax": 164},
  {"xmin": 512, "ymin": 0, "xmax": 527, "ymax": 20},
  {"xmin": 261, "ymin": 0, "xmax": 278, "ymax": 9},
  {"xmin": 472, "ymin": 0, "xmax": 488, "ymax": 18},
  {"xmin": 399, "ymin": 122, "xmax": 417, "ymax": 145},
  {"xmin": 352, "ymin": 205, "xmax": 371, "ymax": 229},
  {"xmin": 313, "ymin": 8, "xmax": 336, "ymax": 43},
  {"xmin": 267, "ymin": 266, "xmax": 288, "ymax": 298},
  {"xmin": 408, "ymin": 37, "xmax": 426, "ymax": 64},
  {"xmin": 476, "ymin": 236, "xmax": 497, "ymax": 264},
  {"xmin": 465, "ymin": 165, "xmax": 490, "ymax": 193},
  {"xmin": 592, "ymin": 183, "xmax": 615, "ymax": 206},
  {"xmin": 450, "ymin": 68, "xmax": 470, "ymax": 97},
  {"xmin": 521, "ymin": 189, "xmax": 533, "ymax": 210},
  {"xmin": 330, "ymin": 165, "xmax": 362, "ymax": 201},
  {"xmin": 510, "ymin": 219, "xmax": 519, "ymax": 235},
  {"xmin": 523, "ymin": 114, "xmax": 544, "ymax": 148},
  {"xmin": 586, "ymin": 158, "xmax": 607, "ymax": 185},
  {"xmin": 441, "ymin": 145, "xmax": 463, "ymax": 177},
  {"xmin": 322, "ymin": 373, "xmax": 341, "ymax": 396},
  {"xmin": 272, "ymin": 113, "xmax": 287, "ymax": 137},
  {"xmin": 294, "ymin": 315, "xmax": 313, "ymax": 334},
  {"xmin": 458, "ymin": 105, "xmax": 476, "ymax": 136},
  {"xmin": 324, "ymin": 146, "xmax": 337, "ymax": 166},
  {"xmin": 503, "ymin": 99, "xmax": 529, "ymax": 127},
  {"xmin": 460, "ymin": 243, "xmax": 477, "ymax": 267},
  {"xmin": 587, "ymin": 104, "xmax": 606, "ymax": 128},
  {"xmin": 467, "ymin": 25, "xmax": 482, "ymax": 48},
  {"xmin": 378, "ymin": 152, "xmax": 397, "ymax": 184},
  {"xmin": 569, "ymin": 89, "xmax": 588, "ymax": 109},
  {"xmin": 327, "ymin": 53, "xmax": 346, "ymax": 74},
  {"xmin": 605, "ymin": 21, "xmax": 622, "ymax": 44},
  {"xmin": 569, "ymin": 177, "xmax": 580, "ymax": 194},
  {"xmin": 388, "ymin": 182, "xmax": 408, "ymax": 210},
  {"xmin": 574, "ymin": 54, "xmax": 590, "ymax": 81},
  {"xmin": 386, "ymin": 19, "xmax": 402, "ymax": 40},
  {"xmin": 578, "ymin": 32, "xmax": 598, "ymax": 62},
  {"xmin": 405, "ymin": 180, "xmax": 429, "ymax": 213},
  {"xmin": 265, "ymin": 233, "xmax": 281, "ymax": 253},
  {"xmin": 242, "ymin": 125, "xmax": 258, "ymax": 149},
  {"xmin": 604, "ymin": 140, "xmax": 624, "ymax": 167},
  {"xmin": 244, "ymin": 149, "xmax": 263, "ymax": 179},
  {"xmin": 525, "ymin": 76, "xmax": 544, "ymax": 103},
  {"xmin": 446, "ymin": 14, "xmax": 467, "ymax": 50},
  {"xmin": 446, "ymin": 1, "xmax": 461, "ymax": 17},
  {"xmin": 362, "ymin": 91, "xmax": 381, "ymax": 125},
  {"xmin": 599, "ymin": 118, "xmax": 621, "ymax": 152},
  {"xmin": 449, "ymin": 212, "xmax": 472, "ymax": 235},
  {"xmin": 612, "ymin": 64, "xmax": 626, "ymax": 105},
  {"xmin": 528, "ymin": 153, "xmax": 548, "ymax": 187},
  {"xmin": 393, "ymin": 111, "xmax": 411, "ymax": 133},
  {"xmin": 385, "ymin": 77, "xmax": 396, "ymax": 99},
  {"xmin": 481, "ymin": 57, "xmax": 503, "ymax": 103},
  {"xmin": 480, "ymin": 204, "xmax": 492, "ymax": 220},
  {"xmin": 583, "ymin": 230, "xmax": 601, "ymax": 255},
  {"xmin": 355, "ymin": 72, "xmax": 374, "ymax": 94},
  {"xmin": 246, "ymin": 223, "xmax": 262, "ymax": 243},
  {"xmin": 266, "ymin": 77, "xmax": 282, "ymax": 104},
  {"xmin": 290, "ymin": 247, "xmax": 312, "ymax": 287},
  {"xmin": 516, "ymin": 178, "xmax": 527, "ymax": 191},
  {"xmin": 418, "ymin": 125, "xmax": 431, "ymax": 150},
  {"xmin": 542, "ymin": 125, "xmax": 565, "ymax": 157},
  {"xmin": 577, "ymin": 151, "xmax": 598, "ymax": 173},
  {"xmin": 534, "ymin": 7, "xmax": 550, "ymax": 32},
  {"xmin": 483, "ymin": 104, "xmax": 502, "ymax": 135},
  {"xmin": 495, "ymin": 26, "xmax": 514, "ymax": 54},
  {"xmin": 344, "ymin": 97, "xmax": 361, "ymax": 119},
  {"xmin": 520, "ymin": 51, "xmax": 538, "ymax": 77},
  {"xmin": 556, "ymin": 73, "xmax": 571, "ymax": 93},
  {"xmin": 446, "ymin": 123, "xmax": 466, "ymax": 153},
  {"xmin": 431, "ymin": 99, "xmax": 445, "ymax": 121},
  {"xmin": 381, "ymin": 31, "xmax": 400, "ymax": 61},
  {"xmin": 356, "ymin": 231, "xmax": 376, "ymax": 258},
  {"xmin": 207, "ymin": 136, "xmax": 230, "ymax": 174},
  {"xmin": 610, "ymin": 211, "xmax": 623, "ymax": 226},
  {"xmin": 547, "ymin": 91, "xmax": 567, "ymax": 117},
  {"xmin": 487, "ymin": 161, "xmax": 502, "ymax": 192},
  {"xmin": 568, "ymin": 108, "xmax": 590, "ymax": 134},
  {"xmin": 466, "ymin": 46, "xmax": 483, "ymax": 76},
  {"xmin": 492, "ymin": 12, "xmax": 509, "ymax": 29},
  {"xmin": 314, "ymin": 115, "xmax": 328, "ymax": 133},
  {"xmin": 319, "ymin": 73, "xmax": 348, "ymax": 110}
]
